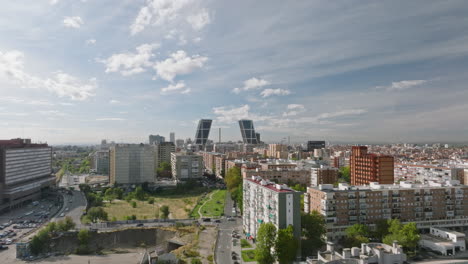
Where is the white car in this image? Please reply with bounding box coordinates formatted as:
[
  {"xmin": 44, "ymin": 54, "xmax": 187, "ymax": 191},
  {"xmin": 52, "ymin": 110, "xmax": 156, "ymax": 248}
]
[
  {"xmin": 5, "ymin": 239, "xmax": 12, "ymax": 245},
  {"xmin": 60, "ymin": 213, "xmax": 65, "ymax": 217}
]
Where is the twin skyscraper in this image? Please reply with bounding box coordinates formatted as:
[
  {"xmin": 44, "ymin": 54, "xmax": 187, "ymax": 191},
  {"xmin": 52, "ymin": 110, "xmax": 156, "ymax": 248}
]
[{"xmin": 195, "ymin": 119, "xmax": 260, "ymax": 146}]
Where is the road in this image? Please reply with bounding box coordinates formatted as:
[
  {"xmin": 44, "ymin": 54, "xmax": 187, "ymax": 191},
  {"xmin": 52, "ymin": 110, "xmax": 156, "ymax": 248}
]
[
  {"xmin": 215, "ymin": 192, "xmax": 242, "ymax": 264},
  {"xmin": 52, "ymin": 190, "xmax": 87, "ymax": 228}
]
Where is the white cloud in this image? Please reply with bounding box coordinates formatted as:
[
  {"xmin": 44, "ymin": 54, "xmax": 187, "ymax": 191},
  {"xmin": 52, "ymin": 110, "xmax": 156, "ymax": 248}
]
[
  {"xmin": 0, "ymin": 97, "xmax": 53, "ymax": 106},
  {"xmin": 39, "ymin": 110, "xmax": 66, "ymax": 116},
  {"xmin": 49, "ymin": 0, "xmax": 59, "ymax": 5},
  {"xmin": 213, "ymin": 105, "xmax": 250, "ymax": 123},
  {"xmin": 96, "ymin": 118, "xmax": 126, "ymax": 121},
  {"xmin": 131, "ymin": 0, "xmax": 193, "ymax": 35},
  {"xmin": 193, "ymin": 37, "xmax": 202, "ymax": 43},
  {"xmin": 283, "ymin": 104, "xmax": 305, "ymax": 117},
  {"xmin": 86, "ymin": 39, "xmax": 96, "ymax": 45},
  {"xmin": 154, "ymin": 50, "xmax": 207, "ymax": 82},
  {"xmin": 260, "ymin": 88, "xmax": 291, "ymax": 97},
  {"xmin": 161, "ymin": 81, "xmax": 191, "ymax": 94},
  {"xmin": 0, "ymin": 50, "xmax": 96, "ymax": 100},
  {"xmin": 109, "ymin": 99, "xmax": 120, "ymax": 104},
  {"xmin": 63, "ymin": 16, "xmax": 84, "ymax": 29},
  {"xmin": 316, "ymin": 109, "xmax": 367, "ymax": 119},
  {"xmin": 187, "ymin": 9, "xmax": 211, "ymax": 31},
  {"xmin": 101, "ymin": 43, "xmax": 159, "ymax": 76},
  {"xmin": 376, "ymin": 80, "xmax": 427, "ymax": 91},
  {"xmin": 233, "ymin": 77, "xmax": 270, "ymax": 93}
]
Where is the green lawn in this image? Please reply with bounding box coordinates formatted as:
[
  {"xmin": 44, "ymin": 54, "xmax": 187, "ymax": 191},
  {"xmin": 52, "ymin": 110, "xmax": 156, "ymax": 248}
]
[
  {"xmin": 190, "ymin": 190, "xmax": 226, "ymax": 218},
  {"xmin": 241, "ymin": 239, "xmax": 252, "ymax": 248},
  {"xmin": 241, "ymin": 249, "xmax": 256, "ymax": 262}
]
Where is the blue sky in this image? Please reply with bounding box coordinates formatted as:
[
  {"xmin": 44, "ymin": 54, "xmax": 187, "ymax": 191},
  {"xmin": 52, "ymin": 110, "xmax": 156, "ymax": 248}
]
[{"xmin": 1, "ymin": 0, "xmax": 468, "ymax": 144}]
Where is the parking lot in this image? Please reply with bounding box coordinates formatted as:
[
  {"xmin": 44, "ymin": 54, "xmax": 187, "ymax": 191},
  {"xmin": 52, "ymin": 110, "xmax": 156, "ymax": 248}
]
[{"xmin": 0, "ymin": 197, "xmax": 62, "ymax": 250}]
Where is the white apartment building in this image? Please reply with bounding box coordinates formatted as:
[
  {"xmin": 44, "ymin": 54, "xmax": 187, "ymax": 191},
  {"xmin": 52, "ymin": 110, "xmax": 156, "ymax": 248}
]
[
  {"xmin": 394, "ymin": 163, "xmax": 464, "ymax": 184},
  {"xmin": 171, "ymin": 152, "xmax": 203, "ymax": 181},
  {"xmin": 109, "ymin": 144, "xmax": 155, "ymax": 184},
  {"xmin": 243, "ymin": 176, "xmax": 301, "ymax": 246}
]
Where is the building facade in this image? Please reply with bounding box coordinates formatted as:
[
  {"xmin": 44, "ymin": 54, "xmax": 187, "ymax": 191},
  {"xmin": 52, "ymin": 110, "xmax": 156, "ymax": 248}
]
[
  {"xmin": 243, "ymin": 168, "xmax": 311, "ymax": 186},
  {"xmin": 239, "ymin": 119, "xmax": 259, "ymax": 145},
  {"xmin": 394, "ymin": 163, "xmax": 465, "ymax": 184},
  {"xmin": 195, "ymin": 119, "xmax": 212, "ymax": 146},
  {"xmin": 311, "ymin": 166, "xmax": 339, "ymax": 186},
  {"xmin": 243, "ymin": 176, "xmax": 301, "ymax": 249},
  {"xmin": 199, "ymin": 151, "xmax": 225, "ymax": 175},
  {"xmin": 0, "ymin": 139, "xmax": 54, "ymax": 211},
  {"xmin": 109, "ymin": 144, "xmax": 155, "ymax": 184},
  {"xmin": 154, "ymin": 142, "xmax": 175, "ymax": 171},
  {"xmin": 350, "ymin": 146, "xmax": 394, "ymax": 185},
  {"xmin": 95, "ymin": 150, "xmax": 109, "ymax": 175},
  {"xmin": 171, "ymin": 152, "xmax": 203, "ymax": 181},
  {"xmin": 149, "ymin": 135, "xmax": 165, "ymax": 145},
  {"xmin": 169, "ymin": 132, "xmax": 175, "ymax": 143},
  {"xmin": 305, "ymin": 181, "xmax": 468, "ymax": 241},
  {"xmin": 307, "ymin": 141, "xmax": 326, "ymax": 152}
]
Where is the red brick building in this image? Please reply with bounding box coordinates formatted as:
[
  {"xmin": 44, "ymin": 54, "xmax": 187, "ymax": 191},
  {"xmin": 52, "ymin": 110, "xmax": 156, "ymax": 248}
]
[{"xmin": 350, "ymin": 146, "xmax": 394, "ymax": 185}]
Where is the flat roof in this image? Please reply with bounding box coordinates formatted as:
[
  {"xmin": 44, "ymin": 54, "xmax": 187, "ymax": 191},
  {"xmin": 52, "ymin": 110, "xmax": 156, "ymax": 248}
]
[{"xmin": 245, "ymin": 178, "xmax": 295, "ymax": 193}]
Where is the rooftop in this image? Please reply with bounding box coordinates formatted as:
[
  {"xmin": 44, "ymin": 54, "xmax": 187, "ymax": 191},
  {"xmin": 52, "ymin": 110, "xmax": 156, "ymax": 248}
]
[
  {"xmin": 312, "ymin": 180, "xmax": 464, "ymax": 193},
  {"xmin": 245, "ymin": 176, "xmax": 296, "ymax": 193}
]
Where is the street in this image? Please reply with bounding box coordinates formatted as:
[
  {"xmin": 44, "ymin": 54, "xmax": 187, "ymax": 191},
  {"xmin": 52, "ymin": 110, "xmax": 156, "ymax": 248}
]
[
  {"xmin": 51, "ymin": 190, "xmax": 87, "ymax": 228},
  {"xmin": 216, "ymin": 192, "xmax": 242, "ymax": 264}
]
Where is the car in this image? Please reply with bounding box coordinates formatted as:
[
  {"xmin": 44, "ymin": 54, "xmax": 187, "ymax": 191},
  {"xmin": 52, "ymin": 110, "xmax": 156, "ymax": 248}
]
[
  {"xmin": 60, "ymin": 213, "xmax": 65, "ymax": 217},
  {"xmin": 214, "ymin": 219, "xmax": 221, "ymax": 223},
  {"xmin": 202, "ymin": 218, "xmax": 211, "ymax": 222},
  {"xmin": 65, "ymin": 208, "xmax": 69, "ymax": 211},
  {"xmin": 228, "ymin": 218, "xmax": 235, "ymax": 221},
  {"xmin": 0, "ymin": 245, "xmax": 8, "ymax": 250},
  {"xmin": 5, "ymin": 239, "xmax": 12, "ymax": 245},
  {"xmin": 136, "ymin": 223, "xmax": 144, "ymax": 227}
]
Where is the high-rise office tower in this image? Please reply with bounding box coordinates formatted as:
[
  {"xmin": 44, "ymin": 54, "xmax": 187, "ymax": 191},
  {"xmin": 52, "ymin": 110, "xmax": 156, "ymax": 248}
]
[
  {"xmin": 350, "ymin": 146, "xmax": 394, "ymax": 185},
  {"xmin": 195, "ymin": 119, "xmax": 212, "ymax": 146},
  {"xmin": 169, "ymin": 132, "xmax": 175, "ymax": 143},
  {"xmin": 149, "ymin": 135, "xmax": 165, "ymax": 145},
  {"xmin": 239, "ymin": 119, "xmax": 258, "ymax": 144},
  {"xmin": 255, "ymin": 133, "xmax": 261, "ymax": 143}
]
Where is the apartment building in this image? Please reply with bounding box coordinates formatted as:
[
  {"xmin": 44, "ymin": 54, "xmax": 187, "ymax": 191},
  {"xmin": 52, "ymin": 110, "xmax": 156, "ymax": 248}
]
[
  {"xmin": 109, "ymin": 144, "xmax": 155, "ymax": 184},
  {"xmin": 243, "ymin": 168, "xmax": 310, "ymax": 186},
  {"xmin": 305, "ymin": 180, "xmax": 468, "ymax": 241},
  {"xmin": 214, "ymin": 155, "xmax": 226, "ymax": 178},
  {"xmin": 154, "ymin": 142, "xmax": 175, "ymax": 170},
  {"xmin": 0, "ymin": 139, "xmax": 54, "ymax": 211},
  {"xmin": 350, "ymin": 146, "xmax": 394, "ymax": 185},
  {"xmin": 243, "ymin": 176, "xmax": 301, "ymax": 255},
  {"xmin": 171, "ymin": 152, "xmax": 203, "ymax": 181},
  {"xmin": 260, "ymin": 160, "xmax": 297, "ymax": 171},
  {"xmin": 93, "ymin": 150, "xmax": 109, "ymax": 175},
  {"xmin": 394, "ymin": 163, "xmax": 465, "ymax": 184},
  {"xmin": 311, "ymin": 166, "xmax": 339, "ymax": 186},
  {"xmin": 149, "ymin": 134, "xmax": 165, "ymax": 145},
  {"xmin": 268, "ymin": 144, "xmax": 288, "ymax": 159},
  {"xmin": 198, "ymin": 151, "xmax": 225, "ymax": 174}
]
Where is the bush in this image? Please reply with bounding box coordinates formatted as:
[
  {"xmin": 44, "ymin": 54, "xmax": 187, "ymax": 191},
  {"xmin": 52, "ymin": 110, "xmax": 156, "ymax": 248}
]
[
  {"xmin": 185, "ymin": 249, "xmax": 200, "ymax": 257},
  {"xmin": 131, "ymin": 201, "xmax": 137, "ymax": 208},
  {"xmin": 191, "ymin": 258, "xmax": 202, "ymax": 264}
]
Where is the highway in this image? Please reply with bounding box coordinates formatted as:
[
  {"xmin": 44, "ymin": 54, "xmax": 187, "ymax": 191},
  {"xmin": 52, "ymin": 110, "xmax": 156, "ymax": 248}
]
[
  {"xmin": 52, "ymin": 190, "xmax": 87, "ymax": 229},
  {"xmin": 215, "ymin": 192, "xmax": 242, "ymax": 264}
]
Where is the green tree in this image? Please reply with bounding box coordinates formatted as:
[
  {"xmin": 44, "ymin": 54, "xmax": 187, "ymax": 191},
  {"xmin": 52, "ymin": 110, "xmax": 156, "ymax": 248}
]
[
  {"xmin": 255, "ymin": 222, "xmax": 277, "ymax": 264},
  {"xmin": 231, "ymin": 185, "xmax": 243, "ymax": 214},
  {"xmin": 113, "ymin": 188, "xmax": 124, "ymax": 199},
  {"xmin": 134, "ymin": 186, "xmax": 146, "ymax": 201},
  {"xmin": 275, "ymin": 225, "xmax": 298, "ymax": 264},
  {"xmin": 87, "ymin": 207, "xmax": 108, "ymax": 223},
  {"xmin": 157, "ymin": 161, "xmax": 172, "ymax": 178},
  {"xmin": 78, "ymin": 229, "xmax": 90, "ymax": 245},
  {"xmin": 339, "ymin": 166, "xmax": 350, "ymax": 183},
  {"xmin": 345, "ymin": 224, "xmax": 370, "ymax": 247},
  {"xmin": 148, "ymin": 197, "xmax": 155, "ymax": 204},
  {"xmin": 225, "ymin": 167, "xmax": 242, "ymax": 192},
  {"xmin": 373, "ymin": 219, "xmax": 390, "ymax": 241},
  {"xmin": 160, "ymin": 205, "xmax": 170, "ymax": 219},
  {"xmin": 131, "ymin": 201, "xmax": 137, "ymax": 208},
  {"xmin": 105, "ymin": 188, "xmax": 116, "ymax": 203},
  {"xmin": 383, "ymin": 221, "xmax": 420, "ymax": 253},
  {"xmin": 301, "ymin": 211, "xmax": 326, "ymax": 257}
]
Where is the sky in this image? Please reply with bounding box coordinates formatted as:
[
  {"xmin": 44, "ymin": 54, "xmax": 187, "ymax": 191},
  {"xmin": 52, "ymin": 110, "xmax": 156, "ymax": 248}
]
[{"xmin": 1, "ymin": 0, "xmax": 468, "ymax": 145}]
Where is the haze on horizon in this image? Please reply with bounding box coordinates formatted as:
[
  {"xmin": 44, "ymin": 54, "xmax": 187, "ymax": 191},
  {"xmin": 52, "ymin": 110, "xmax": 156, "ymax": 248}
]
[{"xmin": 1, "ymin": 0, "xmax": 468, "ymax": 145}]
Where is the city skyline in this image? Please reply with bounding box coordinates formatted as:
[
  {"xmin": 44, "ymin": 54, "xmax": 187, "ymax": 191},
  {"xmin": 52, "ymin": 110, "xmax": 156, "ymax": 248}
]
[{"xmin": 1, "ymin": 1, "xmax": 468, "ymax": 144}]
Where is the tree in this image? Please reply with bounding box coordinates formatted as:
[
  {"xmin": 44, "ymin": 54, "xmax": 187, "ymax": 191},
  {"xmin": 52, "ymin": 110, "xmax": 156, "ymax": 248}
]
[
  {"xmin": 160, "ymin": 205, "xmax": 170, "ymax": 219},
  {"xmin": 301, "ymin": 211, "xmax": 326, "ymax": 257},
  {"xmin": 157, "ymin": 161, "xmax": 172, "ymax": 178},
  {"xmin": 77, "ymin": 229, "xmax": 91, "ymax": 254},
  {"xmin": 148, "ymin": 197, "xmax": 155, "ymax": 204},
  {"xmin": 255, "ymin": 222, "xmax": 277, "ymax": 264},
  {"xmin": 105, "ymin": 188, "xmax": 116, "ymax": 203},
  {"xmin": 231, "ymin": 185, "xmax": 243, "ymax": 213},
  {"xmin": 131, "ymin": 201, "xmax": 137, "ymax": 208},
  {"xmin": 339, "ymin": 166, "xmax": 350, "ymax": 183},
  {"xmin": 275, "ymin": 225, "xmax": 298, "ymax": 264},
  {"xmin": 383, "ymin": 220, "xmax": 420, "ymax": 253},
  {"xmin": 225, "ymin": 167, "xmax": 242, "ymax": 192},
  {"xmin": 345, "ymin": 224, "xmax": 370, "ymax": 247},
  {"xmin": 134, "ymin": 186, "xmax": 146, "ymax": 201},
  {"xmin": 87, "ymin": 207, "xmax": 108, "ymax": 223},
  {"xmin": 373, "ymin": 219, "xmax": 390, "ymax": 241},
  {"xmin": 113, "ymin": 188, "xmax": 124, "ymax": 199}
]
